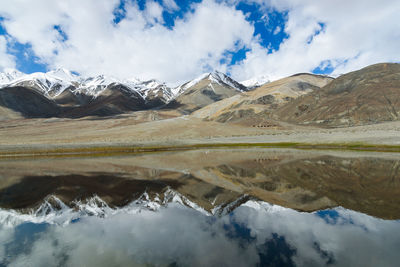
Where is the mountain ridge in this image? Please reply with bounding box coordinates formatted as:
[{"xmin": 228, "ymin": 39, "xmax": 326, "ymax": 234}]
[
  {"xmin": 1, "ymin": 63, "xmax": 399, "ymax": 126},
  {"xmin": 192, "ymin": 73, "xmax": 333, "ymax": 125},
  {"xmin": 0, "ymin": 68, "xmax": 251, "ymax": 118},
  {"xmin": 275, "ymin": 63, "xmax": 400, "ymax": 127},
  {"xmin": 164, "ymin": 71, "xmax": 249, "ymax": 113}
]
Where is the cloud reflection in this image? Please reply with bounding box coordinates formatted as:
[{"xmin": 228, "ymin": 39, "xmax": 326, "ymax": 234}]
[{"xmin": 1, "ymin": 201, "xmax": 399, "ymax": 267}]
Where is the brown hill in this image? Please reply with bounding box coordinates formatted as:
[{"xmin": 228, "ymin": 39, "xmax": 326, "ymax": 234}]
[
  {"xmin": 192, "ymin": 73, "xmax": 333, "ymax": 126},
  {"xmin": 62, "ymin": 84, "xmax": 147, "ymax": 118},
  {"xmin": 275, "ymin": 63, "xmax": 400, "ymax": 127},
  {"xmin": 0, "ymin": 84, "xmax": 149, "ymax": 119},
  {"xmin": 164, "ymin": 72, "xmax": 247, "ymax": 114},
  {"xmin": 53, "ymin": 88, "xmax": 89, "ymax": 106},
  {"xmin": 0, "ymin": 86, "xmax": 61, "ymax": 119}
]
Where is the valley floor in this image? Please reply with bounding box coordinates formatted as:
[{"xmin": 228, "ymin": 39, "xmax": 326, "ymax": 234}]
[{"xmin": 1, "ymin": 114, "xmax": 400, "ymax": 154}]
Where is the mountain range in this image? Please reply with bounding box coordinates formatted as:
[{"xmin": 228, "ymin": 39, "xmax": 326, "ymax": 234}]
[
  {"xmin": 0, "ymin": 68, "xmax": 250, "ymax": 119},
  {"xmin": 0, "ymin": 63, "xmax": 399, "ymax": 127},
  {"xmin": 1, "ymin": 148, "xmax": 399, "ymax": 219}
]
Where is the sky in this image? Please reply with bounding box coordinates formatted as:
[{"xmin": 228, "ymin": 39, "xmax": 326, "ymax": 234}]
[{"xmin": 0, "ymin": 0, "xmax": 399, "ymax": 85}]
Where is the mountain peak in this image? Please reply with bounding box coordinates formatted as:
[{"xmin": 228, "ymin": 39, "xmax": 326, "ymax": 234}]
[
  {"xmin": 207, "ymin": 71, "xmax": 247, "ymax": 92},
  {"xmin": 208, "ymin": 70, "xmax": 226, "ymax": 79},
  {"xmin": 46, "ymin": 68, "xmax": 78, "ymax": 82},
  {"xmin": 0, "ymin": 68, "xmax": 24, "ymax": 85},
  {"xmin": 174, "ymin": 71, "xmax": 247, "ymax": 96},
  {"xmin": 0, "ymin": 69, "xmax": 175, "ymax": 104},
  {"xmin": 241, "ymin": 75, "xmax": 270, "ymax": 88}
]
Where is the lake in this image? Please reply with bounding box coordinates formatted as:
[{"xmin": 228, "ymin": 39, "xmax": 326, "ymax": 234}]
[{"xmin": 0, "ymin": 148, "xmax": 399, "ymax": 266}]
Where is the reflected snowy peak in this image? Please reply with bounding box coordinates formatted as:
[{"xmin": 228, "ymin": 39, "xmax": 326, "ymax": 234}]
[{"xmin": 0, "ymin": 197, "xmax": 399, "ymax": 267}]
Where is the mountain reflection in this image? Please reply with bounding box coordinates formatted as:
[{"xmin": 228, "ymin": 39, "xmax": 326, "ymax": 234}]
[
  {"xmin": 0, "ymin": 148, "xmax": 399, "ymax": 219},
  {"xmin": 1, "ymin": 200, "xmax": 399, "ymax": 267},
  {"xmin": 1, "ymin": 148, "xmax": 400, "ymax": 266}
]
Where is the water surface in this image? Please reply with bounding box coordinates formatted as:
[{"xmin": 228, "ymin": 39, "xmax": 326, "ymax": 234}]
[{"xmin": 0, "ymin": 148, "xmax": 399, "ymax": 266}]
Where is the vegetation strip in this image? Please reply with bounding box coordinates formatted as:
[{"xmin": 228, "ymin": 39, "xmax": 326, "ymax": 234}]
[{"xmin": 1, "ymin": 142, "xmax": 400, "ymax": 159}]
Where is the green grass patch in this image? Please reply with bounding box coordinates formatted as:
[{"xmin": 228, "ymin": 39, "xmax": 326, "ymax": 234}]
[{"xmin": 0, "ymin": 142, "xmax": 400, "ymax": 159}]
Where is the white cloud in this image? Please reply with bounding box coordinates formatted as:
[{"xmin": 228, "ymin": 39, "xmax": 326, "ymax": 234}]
[
  {"xmin": 0, "ymin": 0, "xmax": 254, "ymax": 85},
  {"xmin": 0, "ymin": 36, "xmax": 15, "ymax": 71},
  {"xmin": 162, "ymin": 0, "xmax": 179, "ymax": 12},
  {"xmin": 0, "ymin": 0, "xmax": 399, "ymax": 84},
  {"xmin": 1, "ymin": 201, "xmax": 399, "ymax": 266},
  {"xmin": 145, "ymin": 0, "xmax": 164, "ymax": 24},
  {"xmin": 272, "ymin": 25, "xmax": 281, "ymax": 35},
  {"xmin": 230, "ymin": 0, "xmax": 400, "ymax": 81}
]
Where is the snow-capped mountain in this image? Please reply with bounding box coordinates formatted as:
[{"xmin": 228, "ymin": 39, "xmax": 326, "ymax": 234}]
[
  {"xmin": 174, "ymin": 70, "xmax": 247, "ymax": 95},
  {"xmin": 0, "ymin": 69, "xmax": 249, "ymax": 106},
  {"xmin": 0, "ymin": 68, "xmax": 253, "ymax": 118},
  {"xmin": 0, "ymin": 69, "xmax": 174, "ymax": 104},
  {"xmin": 165, "ymin": 71, "xmax": 249, "ymax": 113},
  {"xmin": 7, "ymin": 68, "xmax": 78, "ymax": 97},
  {"xmin": 74, "ymin": 74, "xmax": 119, "ymax": 97},
  {"xmin": 0, "ymin": 68, "xmax": 24, "ymax": 85},
  {"xmin": 209, "ymin": 71, "xmax": 248, "ymax": 92},
  {"xmin": 0, "ymin": 189, "xmax": 251, "ymax": 226},
  {"xmin": 241, "ymin": 75, "xmax": 270, "ymax": 88}
]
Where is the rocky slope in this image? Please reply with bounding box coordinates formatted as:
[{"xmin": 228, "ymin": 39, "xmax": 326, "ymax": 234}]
[
  {"xmin": 192, "ymin": 73, "xmax": 333, "ymax": 125},
  {"xmin": 1, "ymin": 63, "xmax": 399, "ymax": 126},
  {"xmin": 0, "ymin": 69, "xmax": 247, "ymax": 119},
  {"xmin": 165, "ymin": 71, "xmax": 248, "ymax": 114},
  {"xmin": 0, "ymin": 69, "xmax": 174, "ymax": 116},
  {"xmin": 275, "ymin": 63, "xmax": 400, "ymax": 127},
  {"xmin": 0, "ymin": 86, "xmax": 61, "ymax": 119}
]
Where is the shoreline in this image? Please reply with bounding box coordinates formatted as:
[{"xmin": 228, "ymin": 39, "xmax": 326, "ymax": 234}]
[
  {"xmin": 1, "ymin": 141, "xmax": 400, "ymax": 159},
  {"xmin": 1, "ymin": 117, "xmax": 400, "ymax": 158}
]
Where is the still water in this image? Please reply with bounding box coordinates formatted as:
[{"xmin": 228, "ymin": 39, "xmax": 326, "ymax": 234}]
[{"xmin": 0, "ymin": 148, "xmax": 399, "ymax": 266}]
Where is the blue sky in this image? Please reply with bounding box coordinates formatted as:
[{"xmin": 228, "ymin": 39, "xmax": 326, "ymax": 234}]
[
  {"xmin": 0, "ymin": 0, "xmax": 399, "ymax": 84},
  {"xmin": 0, "ymin": 1, "xmax": 289, "ymax": 75}
]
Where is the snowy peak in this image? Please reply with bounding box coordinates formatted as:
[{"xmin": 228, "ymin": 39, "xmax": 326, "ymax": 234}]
[
  {"xmin": 46, "ymin": 68, "xmax": 77, "ymax": 81},
  {"xmin": 165, "ymin": 71, "xmax": 250, "ymax": 113},
  {"xmin": 174, "ymin": 71, "xmax": 248, "ymax": 95},
  {"xmin": 135, "ymin": 79, "xmax": 174, "ymax": 101},
  {"xmin": 241, "ymin": 75, "xmax": 270, "ymax": 88},
  {"xmin": 8, "ymin": 71, "xmax": 77, "ymax": 97},
  {"xmin": 74, "ymin": 74, "xmax": 120, "ymax": 97},
  {"xmin": 81, "ymin": 74, "xmax": 117, "ymax": 86},
  {"xmin": 0, "ymin": 69, "xmax": 174, "ymax": 103},
  {"xmin": 208, "ymin": 71, "xmax": 247, "ymax": 92},
  {"xmin": 0, "ymin": 68, "xmax": 247, "ymax": 106},
  {"xmin": 74, "ymin": 75, "xmax": 174, "ymax": 102},
  {"xmin": 173, "ymin": 73, "xmax": 209, "ymax": 95},
  {"xmin": 0, "ymin": 69, "xmax": 24, "ymax": 85},
  {"xmin": 0, "ymin": 68, "xmax": 83, "ymax": 97},
  {"xmin": 209, "ymin": 70, "xmax": 229, "ymax": 82},
  {"xmin": 0, "ymin": 190, "xmax": 253, "ymax": 226}
]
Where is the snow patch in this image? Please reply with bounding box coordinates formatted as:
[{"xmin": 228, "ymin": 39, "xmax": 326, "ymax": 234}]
[
  {"xmin": 0, "ymin": 68, "xmax": 24, "ymax": 85},
  {"xmin": 0, "ymin": 68, "xmax": 174, "ymax": 102},
  {"xmin": 174, "ymin": 71, "xmax": 246, "ymax": 96},
  {"xmin": 0, "ymin": 68, "xmax": 246, "ymax": 102},
  {"xmin": 241, "ymin": 75, "xmax": 270, "ymax": 88},
  {"xmin": 0, "ymin": 190, "xmax": 272, "ymax": 227}
]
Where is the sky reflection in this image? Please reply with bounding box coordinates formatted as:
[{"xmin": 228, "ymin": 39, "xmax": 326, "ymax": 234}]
[{"xmin": 1, "ymin": 200, "xmax": 399, "ymax": 267}]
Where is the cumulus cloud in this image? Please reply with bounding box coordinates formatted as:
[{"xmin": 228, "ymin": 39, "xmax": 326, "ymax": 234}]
[
  {"xmin": 0, "ymin": 0, "xmax": 254, "ymax": 84},
  {"xmin": 162, "ymin": 0, "xmax": 179, "ymax": 12},
  {"xmin": 1, "ymin": 201, "xmax": 400, "ymax": 266},
  {"xmin": 0, "ymin": 0, "xmax": 399, "ymax": 84},
  {"xmin": 0, "ymin": 36, "xmax": 16, "ymax": 71},
  {"xmin": 230, "ymin": 0, "xmax": 400, "ymax": 81},
  {"xmin": 145, "ymin": 0, "xmax": 164, "ymax": 24}
]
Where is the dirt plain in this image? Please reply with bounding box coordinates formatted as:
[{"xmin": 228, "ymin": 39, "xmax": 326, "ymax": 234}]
[{"xmin": 1, "ymin": 112, "xmax": 400, "ymax": 154}]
